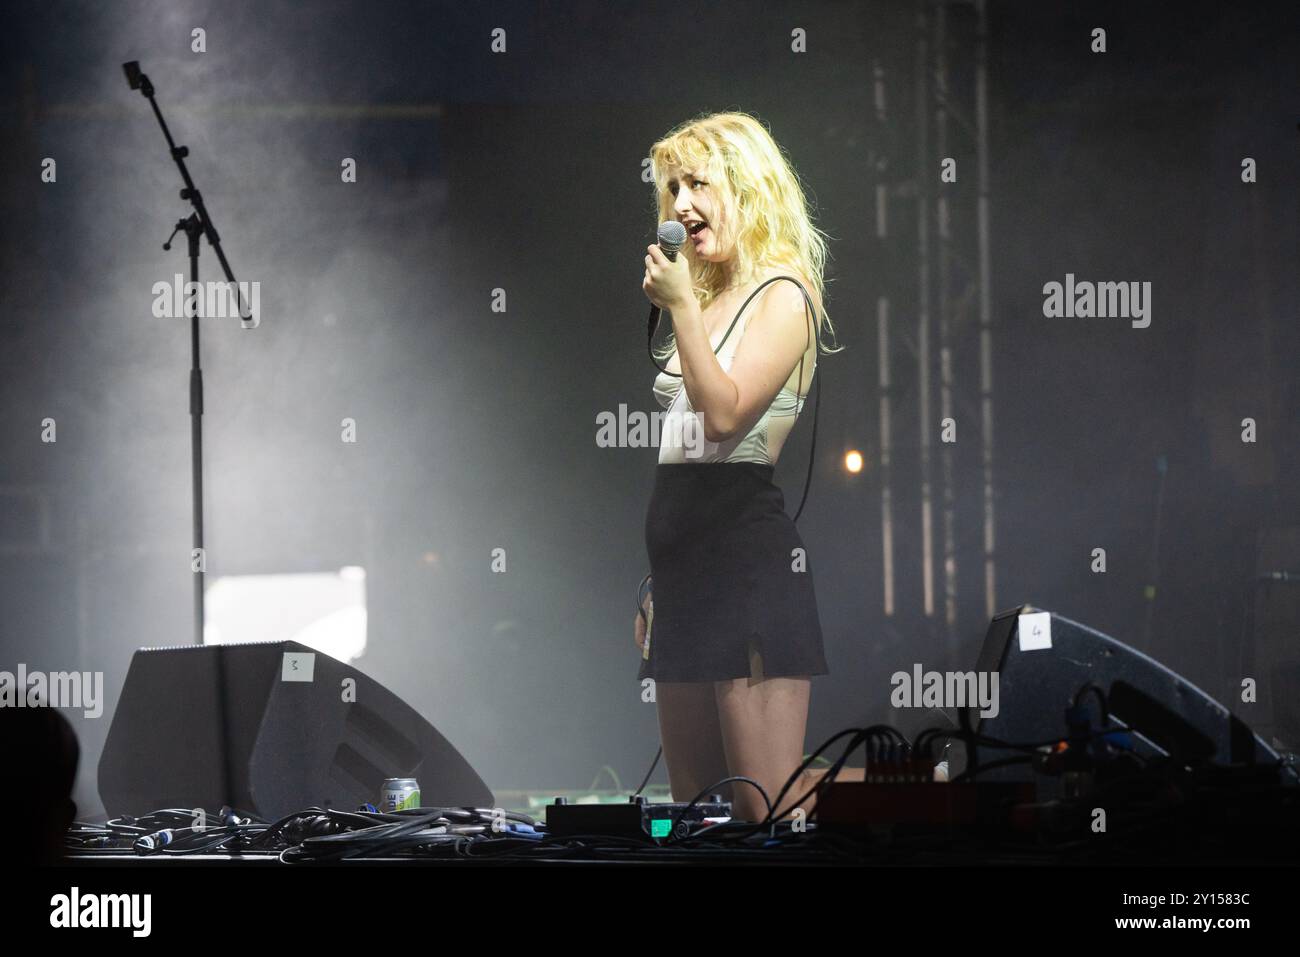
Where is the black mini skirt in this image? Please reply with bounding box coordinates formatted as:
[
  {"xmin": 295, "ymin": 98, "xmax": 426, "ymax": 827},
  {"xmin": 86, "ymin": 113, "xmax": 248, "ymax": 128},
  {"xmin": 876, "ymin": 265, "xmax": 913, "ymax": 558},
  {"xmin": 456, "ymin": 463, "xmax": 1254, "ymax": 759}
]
[{"xmin": 637, "ymin": 462, "xmax": 828, "ymax": 683}]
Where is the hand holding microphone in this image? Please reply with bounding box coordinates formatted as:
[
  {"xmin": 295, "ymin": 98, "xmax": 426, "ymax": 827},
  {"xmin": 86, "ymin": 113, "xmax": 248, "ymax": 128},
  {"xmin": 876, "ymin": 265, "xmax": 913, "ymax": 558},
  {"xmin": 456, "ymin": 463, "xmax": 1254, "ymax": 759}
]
[{"xmin": 644, "ymin": 220, "xmax": 691, "ymax": 337}]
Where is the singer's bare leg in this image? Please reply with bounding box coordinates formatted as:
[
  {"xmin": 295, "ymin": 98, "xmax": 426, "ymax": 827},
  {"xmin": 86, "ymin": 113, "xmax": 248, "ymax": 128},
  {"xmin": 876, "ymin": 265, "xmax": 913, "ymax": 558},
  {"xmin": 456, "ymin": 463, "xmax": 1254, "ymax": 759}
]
[
  {"xmin": 714, "ymin": 648, "xmax": 817, "ymax": 822},
  {"xmin": 655, "ymin": 681, "xmax": 732, "ymax": 804}
]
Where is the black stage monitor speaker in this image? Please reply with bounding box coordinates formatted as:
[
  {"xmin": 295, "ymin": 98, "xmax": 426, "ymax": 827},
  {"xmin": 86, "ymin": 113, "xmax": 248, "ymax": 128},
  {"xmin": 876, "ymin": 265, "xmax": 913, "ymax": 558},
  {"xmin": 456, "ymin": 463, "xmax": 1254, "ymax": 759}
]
[
  {"xmin": 959, "ymin": 606, "xmax": 1291, "ymax": 788},
  {"xmin": 99, "ymin": 640, "xmax": 492, "ymax": 818}
]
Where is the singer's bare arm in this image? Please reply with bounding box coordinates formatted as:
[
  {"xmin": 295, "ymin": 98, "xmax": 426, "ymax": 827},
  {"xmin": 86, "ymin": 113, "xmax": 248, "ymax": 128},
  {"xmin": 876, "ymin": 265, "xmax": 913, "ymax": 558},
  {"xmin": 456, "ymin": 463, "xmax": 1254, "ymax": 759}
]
[
  {"xmin": 669, "ymin": 296, "xmax": 736, "ymax": 442},
  {"xmin": 675, "ymin": 279, "xmax": 814, "ymax": 443}
]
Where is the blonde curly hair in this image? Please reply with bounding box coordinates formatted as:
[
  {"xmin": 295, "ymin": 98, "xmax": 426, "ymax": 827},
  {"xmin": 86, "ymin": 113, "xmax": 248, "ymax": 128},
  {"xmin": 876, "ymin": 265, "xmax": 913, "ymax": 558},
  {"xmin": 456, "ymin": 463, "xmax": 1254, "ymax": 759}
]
[{"xmin": 648, "ymin": 111, "xmax": 844, "ymax": 363}]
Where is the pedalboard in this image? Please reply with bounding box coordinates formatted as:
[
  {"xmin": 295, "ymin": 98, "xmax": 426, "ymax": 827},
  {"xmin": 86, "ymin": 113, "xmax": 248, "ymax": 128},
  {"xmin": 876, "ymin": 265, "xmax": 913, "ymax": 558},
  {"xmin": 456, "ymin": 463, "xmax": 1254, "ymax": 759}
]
[{"xmin": 545, "ymin": 795, "xmax": 732, "ymax": 841}]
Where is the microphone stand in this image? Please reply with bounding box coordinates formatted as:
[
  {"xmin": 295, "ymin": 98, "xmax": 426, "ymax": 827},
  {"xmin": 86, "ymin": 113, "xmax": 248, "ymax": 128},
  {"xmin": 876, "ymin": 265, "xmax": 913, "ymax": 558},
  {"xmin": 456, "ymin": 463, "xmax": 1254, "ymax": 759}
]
[{"xmin": 123, "ymin": 61, "xmax": 251, "ymax": 647}]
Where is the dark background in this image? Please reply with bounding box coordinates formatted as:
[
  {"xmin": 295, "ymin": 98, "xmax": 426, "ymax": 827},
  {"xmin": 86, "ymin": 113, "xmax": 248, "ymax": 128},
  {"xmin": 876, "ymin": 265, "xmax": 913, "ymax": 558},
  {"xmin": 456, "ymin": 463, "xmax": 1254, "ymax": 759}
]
[{"xmin": 1, "ymin": 0, "xmax": 1296, "ymax": 816}]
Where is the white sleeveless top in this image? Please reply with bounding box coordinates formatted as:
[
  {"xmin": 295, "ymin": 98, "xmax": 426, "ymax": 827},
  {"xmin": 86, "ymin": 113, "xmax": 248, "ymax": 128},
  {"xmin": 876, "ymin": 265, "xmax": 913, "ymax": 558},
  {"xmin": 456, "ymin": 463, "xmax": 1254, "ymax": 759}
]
[{"xmin": 654, "ymin": 293, "xmax": 812, "ymax": 465}]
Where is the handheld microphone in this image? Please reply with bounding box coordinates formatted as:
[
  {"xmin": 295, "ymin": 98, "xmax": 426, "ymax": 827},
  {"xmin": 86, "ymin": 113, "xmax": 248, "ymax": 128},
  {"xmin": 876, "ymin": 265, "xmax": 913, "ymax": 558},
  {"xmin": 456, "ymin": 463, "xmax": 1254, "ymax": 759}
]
[{"xmin": 647, "ymin": 220, "xmax": 688, "ymax": 340}]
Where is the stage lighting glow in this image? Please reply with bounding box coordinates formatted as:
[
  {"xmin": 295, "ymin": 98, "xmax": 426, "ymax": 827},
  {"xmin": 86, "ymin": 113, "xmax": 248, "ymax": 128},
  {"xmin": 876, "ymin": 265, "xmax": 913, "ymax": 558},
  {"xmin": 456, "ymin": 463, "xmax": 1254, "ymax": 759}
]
[{"xmin": 204, "ymin": 569, "xmax": 368, "ymax": 663}]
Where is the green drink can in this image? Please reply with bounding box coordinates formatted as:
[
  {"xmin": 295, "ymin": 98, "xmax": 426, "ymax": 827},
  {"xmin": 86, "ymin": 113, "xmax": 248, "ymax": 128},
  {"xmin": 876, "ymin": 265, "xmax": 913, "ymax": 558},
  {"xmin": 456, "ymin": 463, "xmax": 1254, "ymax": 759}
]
[{"xmin": 381, "ymin": 778, "xmax": 421, "ymax": 811}]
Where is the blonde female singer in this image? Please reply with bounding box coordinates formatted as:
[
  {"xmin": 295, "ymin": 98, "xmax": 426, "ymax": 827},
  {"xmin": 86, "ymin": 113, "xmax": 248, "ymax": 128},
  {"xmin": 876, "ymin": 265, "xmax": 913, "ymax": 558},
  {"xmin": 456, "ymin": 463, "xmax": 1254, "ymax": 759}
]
[{"xmin": 635, "ymin": 112, "xmax": 846, "ymax": 822}]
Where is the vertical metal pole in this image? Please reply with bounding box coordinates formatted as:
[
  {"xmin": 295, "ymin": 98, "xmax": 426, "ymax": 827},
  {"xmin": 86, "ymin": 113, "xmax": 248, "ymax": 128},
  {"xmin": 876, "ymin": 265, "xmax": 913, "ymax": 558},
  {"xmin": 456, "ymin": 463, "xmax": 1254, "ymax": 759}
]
[
  {"xmin": 188, "ymin": 223, "xmax": 206, "ymax": 646},
  {"xmin": 915, "ymin": 0, "xmax": 935, "ymax": 618},
  {"xmin": 975, "ymin": 0, "xmax": 997, "ymax": 618},
  {"xmin": 935, "ymin": 1, "xmax": 959, "ymax": 650},
  {"xmin": 879, "ymin": 298, "xmax": 894, "ymax": 617},
  {"xmin": 873, "ymin": 58, "xmax": 896, "ymax": 618}
]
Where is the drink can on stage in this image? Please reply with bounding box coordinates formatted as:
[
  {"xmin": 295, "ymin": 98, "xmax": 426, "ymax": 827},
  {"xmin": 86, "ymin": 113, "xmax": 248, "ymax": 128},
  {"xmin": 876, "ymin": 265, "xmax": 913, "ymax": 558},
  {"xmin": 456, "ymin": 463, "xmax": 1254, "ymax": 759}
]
[{"xmin": 381, "ymin": 778, "xmax": 421, "ymax": 811}]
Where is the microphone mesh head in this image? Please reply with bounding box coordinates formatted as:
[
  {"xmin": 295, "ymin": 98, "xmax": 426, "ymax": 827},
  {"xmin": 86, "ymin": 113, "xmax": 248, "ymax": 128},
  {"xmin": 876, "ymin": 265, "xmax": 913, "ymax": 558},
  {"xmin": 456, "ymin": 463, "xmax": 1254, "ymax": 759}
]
[{"xmin": 657, "ymin": 220, "xmax": 687, "ymax": 254}]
